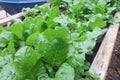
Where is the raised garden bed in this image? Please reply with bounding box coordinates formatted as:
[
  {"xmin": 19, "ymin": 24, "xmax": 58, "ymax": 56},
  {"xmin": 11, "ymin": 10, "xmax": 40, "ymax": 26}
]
[
  {"xmin": 106, "ymin": 25, "xmax": 120, "ymax": 80},
  {"xmin": 89, "ymin": 13, "xmax": 120, "ymax": 80},
  {"xmin": 0, "ymin": 1, "xmax": 120, "ymax": 80}
]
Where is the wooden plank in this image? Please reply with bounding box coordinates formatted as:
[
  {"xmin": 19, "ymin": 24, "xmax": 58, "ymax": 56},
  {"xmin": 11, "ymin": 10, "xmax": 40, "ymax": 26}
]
[
  {"xmin": 0, "ymin": 12, "xmax": 23, "ymax": 25},
  {"xmin": 0, "ymin": 3, "xmax": 49, "ymax": 26},
  {"xmin": 89, "ymin": 12, "xmax": 120, "ymax": 80}
]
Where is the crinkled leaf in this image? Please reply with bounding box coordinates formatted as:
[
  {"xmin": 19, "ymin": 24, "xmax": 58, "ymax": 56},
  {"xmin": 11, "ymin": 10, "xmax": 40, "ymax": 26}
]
[
  {"xmin": 26, "ymin": 32, "xmax": 39, "ymax": 46},
  {"xmin": 23, "ymin": 17, "xmax": 33, "ymax": 30},
  {"xmin": 84, "ymin": 71, "xmax": 100, "ymax": 80},
  {"xmin": 28, "ymin": 16, "xmax": 42, "ymax": 33},
  {"xmin": 43, "ymin": 38, "xmax": 69, "ymax": 66},
  {"xmin": 49, "ymin": 6, "xmax": 60, "ymax": 19},
  {"xmin": 108, "ymin": 17, "xmax": 120, "ymax": 24},
  {"xmin": 43, "ymin": 27, "xmax": 69, "ymax": 41},
  {"xmin": 79, "ymin": 28, "xmax": 106, "ymax": 54},
  {"xmin": 50, "ymin": 0, "xmax": 62, "ymax": 6},
  {"xmin": 14, "ymin": 46, "xmax": 40, "ymax": 79},
  {"xmin": 45, "ymin": 64, "xmax": 55, "ymax": 77},
  {"xmin": 55, "ymin": 63, "xmax": 74, "ymax": 80},
  {"xmin": 79, "ymin": 39, "xmax": 96, "ymax": 54},
  {"xmin": 0, "ymin": 30, "xmax": 12, "ymax": 47},
  {"xmin": 54, "ymin": 14, "xmax": 75, "ymax": 27},
  {"xmin": 93, "ymin": 5, "xmax": 105, "ymax": 14},
  {"xmin": 31, "ymin": 60, "xmax": 48, "ymax": 80},
  {"xmin": 46, "ymin": 6, "xmax": 59, "ymax": 28},
  {"xmin": 0, "ymin": 55, "xmax": 15, "ymax": 80},
  {"xmin": 86, "ymin": 28, "xmax": 107, "ymax": 40},
  {"xmin": 1, "ymin": 40, "xmax": 15, "ymax": 56},
  {"xmin": 89, "ymin": 17, "xmax": 106, "ymax": 30},
  {"xmin": 33, "ymin": 16, "xmax": 48, "ymax": 33},
  {"xmin": 67, "ymin": 53, "xmax": 85, "ymax": 68}
]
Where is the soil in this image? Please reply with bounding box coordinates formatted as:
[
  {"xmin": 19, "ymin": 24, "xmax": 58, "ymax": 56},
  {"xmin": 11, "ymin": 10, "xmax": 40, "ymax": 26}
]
[
  {"xmin": 86, "ymin": 29, "xmax": 120, "ymax": 80},
  {"xmin": 86, "ymin": 34, "xmax": 105, "ymax": 64},
  {"xmin": 106, "ymin": 30, "xmax": 120, "ymax": 80}
]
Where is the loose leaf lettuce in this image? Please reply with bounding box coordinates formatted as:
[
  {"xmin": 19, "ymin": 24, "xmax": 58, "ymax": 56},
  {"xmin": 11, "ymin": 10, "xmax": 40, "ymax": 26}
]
[
  {"xmin": 43, "ymin": 38, "xmax": 69, "ymax": 66},
  {"xmin": 55, "ymin": 63, "xmax": 74, "ymax": 80},
  {"xmin": 0, "ymin": 0, "xmax": 116, "ymax": 80},
  {"xmin": 0, "ymin": 55, "xmax": 15, "ymax": 80},
  {"xmin": 14, "ymin": 46, "xmax": 40, "ymax": 79},
  {"xmin": 11, "ymin": 22, "xmax": 23, "ymax": 39}
]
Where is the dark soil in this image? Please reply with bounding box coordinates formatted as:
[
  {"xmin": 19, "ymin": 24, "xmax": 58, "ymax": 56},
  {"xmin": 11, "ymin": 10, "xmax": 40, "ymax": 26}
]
[
  {"xmin": 86, "ymin": 35, "xmax": 105, "ymax": 64},
  {"xmin": 86, "ymin": 29, "xmax": 120, "ymax": 80},
  {"xmin": 106, "ymin": 30, "xmax": 120, "ymax": 80}
]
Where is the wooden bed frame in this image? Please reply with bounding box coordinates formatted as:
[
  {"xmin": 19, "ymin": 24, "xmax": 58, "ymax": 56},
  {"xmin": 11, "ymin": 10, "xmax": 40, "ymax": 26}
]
[{"xmin": 89, "ymin": 12, "xmax": 120, "ymax": 80}]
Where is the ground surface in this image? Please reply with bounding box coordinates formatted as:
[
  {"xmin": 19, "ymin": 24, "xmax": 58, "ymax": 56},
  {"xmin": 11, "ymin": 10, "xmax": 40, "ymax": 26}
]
[{"xmin": 106, "ymin": 30, "xmax": 120, "ymax": 80}]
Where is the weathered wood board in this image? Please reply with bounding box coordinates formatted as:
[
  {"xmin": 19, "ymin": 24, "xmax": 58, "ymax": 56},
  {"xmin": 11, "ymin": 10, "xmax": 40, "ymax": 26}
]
[
  {"xmin": 0, "ymin": 12, "xmax": 23, "ymax": 25},
  {"xmin": 89, "ymin": 12, "xmax": 120, "ymax": 80}
]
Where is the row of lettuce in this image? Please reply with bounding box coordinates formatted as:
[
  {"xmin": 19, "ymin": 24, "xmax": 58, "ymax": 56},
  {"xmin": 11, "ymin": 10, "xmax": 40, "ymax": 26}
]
[{"xmin": 0, "ymin": 0, "xmax": 119, "ymax": 80}]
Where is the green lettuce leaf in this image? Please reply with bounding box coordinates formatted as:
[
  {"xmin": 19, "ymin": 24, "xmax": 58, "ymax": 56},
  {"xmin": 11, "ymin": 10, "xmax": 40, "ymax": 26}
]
[
  {"xmin": 67, "ymin": 53, "xmax": 85, "ymax": 68},
  {"xmin": 14, "ymin": 46, "xmax": 40, "ymax": 79},
  {"xmin": 31, "ymin": 60, "xmax": 48, "ymax": 80},
  {"xmin": 43, "ymin": 38, "xmax": 69, "ymax": 66},
  {"xmin": 11, "ymin": 22, "xmax": 23, "ymax": 39},
  {"xmin": 26, "ymin": 32, "xmax": 40, "ymax": 46},
  {"xmin": 0, "ymin": 54, "xmax": 15, "ymax": 80},
  {"xmin": 55, "ymin": 63, "xmax": 74, "ymax": 80},
  {"xmin": 0, "ymin": 30, "xmax": 12, "ymax": 48}
]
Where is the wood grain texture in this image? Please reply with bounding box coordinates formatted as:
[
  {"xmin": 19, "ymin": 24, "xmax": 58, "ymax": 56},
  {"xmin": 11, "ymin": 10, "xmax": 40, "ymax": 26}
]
[{"xmin": 89, "ymin": 12, "xmax": 120, "ymax": 80}]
